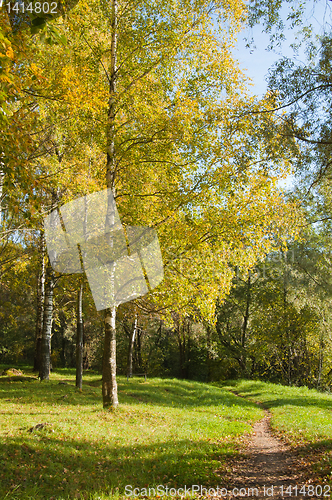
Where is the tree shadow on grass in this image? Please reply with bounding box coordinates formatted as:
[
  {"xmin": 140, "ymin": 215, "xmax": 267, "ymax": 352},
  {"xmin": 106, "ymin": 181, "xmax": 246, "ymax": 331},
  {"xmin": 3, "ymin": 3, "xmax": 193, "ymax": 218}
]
[
  {"xmin": 1, "ymin": 433, "xmax": 332, "ymax": 500},
  {"xmin": 0, "ymin": 376, "xmax": 38, "ymax": 382},
  {"xmin": 0, "ymin": 433, "xmax": 238, "ymax": 500},
  {"xmin": 259, "ymin": 396, "xmax": 332, "ymax": 411},
  {"xmin": 0, "ymin": 379, "xmax": 99, "ymax": 408},
  {"xmin": 221, "ymin": 382, "xmax": 332, "ymax": 413},
  {"xmin": 0, "ymin": 378, "xmax": 260, "ymax": 411},
  {"xmin": 117, "ymin": 379, "xmax": 259, "ymax": 410}
]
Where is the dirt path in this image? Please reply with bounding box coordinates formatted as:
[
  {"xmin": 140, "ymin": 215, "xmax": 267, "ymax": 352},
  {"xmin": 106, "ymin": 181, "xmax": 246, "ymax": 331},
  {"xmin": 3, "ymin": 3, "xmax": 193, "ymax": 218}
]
[{"xmin": 225, "ymin": 409, "xmax": 324, "ymax": 499}]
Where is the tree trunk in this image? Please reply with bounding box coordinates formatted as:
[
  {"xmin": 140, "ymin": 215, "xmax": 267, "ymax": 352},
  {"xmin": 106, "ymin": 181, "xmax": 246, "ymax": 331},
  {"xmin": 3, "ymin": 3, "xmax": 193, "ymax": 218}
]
[
  {"xmin": 185, "ymin": 319, "xmax": 190, "ymax": 379},
  {"xmin": 136, "ymin": 328, "xmax": 143, "ymax": 371},
  {"xmin": 33, "ymin": 231, "xmax": 46, "ymax": 372},
  {"xmin": 106, "ymin": 0, "xmax": 118, "ymax": 193},
  {"xmin": 317, "ymin": 333, "xmax": 324, "ymax": 389},
  {"xmin": 177, "ymin": 318, "xmax": 186, "ymax": 378},
  {"xmin": 76, "ymin": 279, "xmax": 84, "ymax": 390},
  {"xmin": 39, "ymin": 260, "xmax": 55, "ymax": 381},
  {"xmin": 240, "ymin": 272, "xmax": 251, "ymax": 374},
  {"xmin": 127, "ymin": 314, "xmax": 137, "ymax": 377},
  {"xmin": 0, "ymin": 168, "xmax": 4, "ymax": 226},
  {"xmin": 102, "ymin": 0, "xmax": 119, "ymax": 408},
  {"xmin": 283, "ymin": 261, "xmax": 291, "ymax": 386},
  {"xmin": 146, "ymin": 320, "xmax": 162, "ymax": 373},
  {"xmin": 206, "ymin": 324, "xmax": 212, "ymax": 381},
  {"xmin": 102, "ymin": 305, "xmax": 118, "ymax": 407}
]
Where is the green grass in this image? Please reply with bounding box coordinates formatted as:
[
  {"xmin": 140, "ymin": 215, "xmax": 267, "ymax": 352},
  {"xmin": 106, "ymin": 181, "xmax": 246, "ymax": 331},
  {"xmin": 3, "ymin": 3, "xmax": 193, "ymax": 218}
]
[
  {"xmin": 0, "ymin": 369, "xmax": 262, "ymax": 500},
  {"xmin": 220, "ymin": 380, "xmax": 332, "ymax": 482}
]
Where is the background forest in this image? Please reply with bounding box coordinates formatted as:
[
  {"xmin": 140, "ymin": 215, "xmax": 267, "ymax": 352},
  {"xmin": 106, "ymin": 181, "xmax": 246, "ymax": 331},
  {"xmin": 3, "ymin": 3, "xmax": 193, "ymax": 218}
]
[{"xmin": 1, "ymin": 0, "xmax": 332, "ymax": 397}]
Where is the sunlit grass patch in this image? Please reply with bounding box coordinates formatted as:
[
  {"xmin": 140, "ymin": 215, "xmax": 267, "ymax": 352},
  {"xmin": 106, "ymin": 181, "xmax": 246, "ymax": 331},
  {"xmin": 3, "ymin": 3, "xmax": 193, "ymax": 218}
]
[{"xmin": 220, "ymin": 380, "xmax": 332, "ymax": 441}]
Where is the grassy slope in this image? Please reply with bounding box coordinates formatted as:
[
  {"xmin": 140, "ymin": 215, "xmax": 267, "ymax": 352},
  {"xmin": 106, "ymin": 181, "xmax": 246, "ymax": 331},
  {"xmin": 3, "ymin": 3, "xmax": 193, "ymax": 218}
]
[
  {"xmin": 0, "ymin": 369, "xmax": 262, "ymax": 500},
  {"xmin": 221, "ymin": 380, "xmax": 332, "ymax": 482}
]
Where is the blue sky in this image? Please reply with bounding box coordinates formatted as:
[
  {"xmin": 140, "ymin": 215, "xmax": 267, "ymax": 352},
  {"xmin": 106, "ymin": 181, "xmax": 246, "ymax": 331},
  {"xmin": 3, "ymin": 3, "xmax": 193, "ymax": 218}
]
[
  {"xmin": 233, "ymin": 1, "xmax": 332, "ymax": 189},
  {"xmin": 235, "ymin": 1, "xmax": 332, "ymax": 98}
]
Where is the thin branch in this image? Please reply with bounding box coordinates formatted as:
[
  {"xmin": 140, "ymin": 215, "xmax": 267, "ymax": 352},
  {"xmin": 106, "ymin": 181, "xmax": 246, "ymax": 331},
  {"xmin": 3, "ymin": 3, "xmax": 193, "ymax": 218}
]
[{"xmin": 81, "ymin": 33, "xmax": 111, "ymax": 84}]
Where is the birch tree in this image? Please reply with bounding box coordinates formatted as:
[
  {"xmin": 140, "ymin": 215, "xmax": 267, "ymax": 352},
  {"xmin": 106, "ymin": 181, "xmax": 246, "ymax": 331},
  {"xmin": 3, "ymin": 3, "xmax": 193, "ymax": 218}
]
[
  {"xmin": 76, "ymin": 277, "xmax": 84, "ymax": 390},
  {"xmin": 33, "ymin": 230, "xmax": 46, "ymax": 372},
  {"xmin": 102, "ymin": 0, "xmax": 119, "ymax": 408},
  {"xmin": 20, "ymin": 0, "xmax": 303, "ymax": 404}
]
